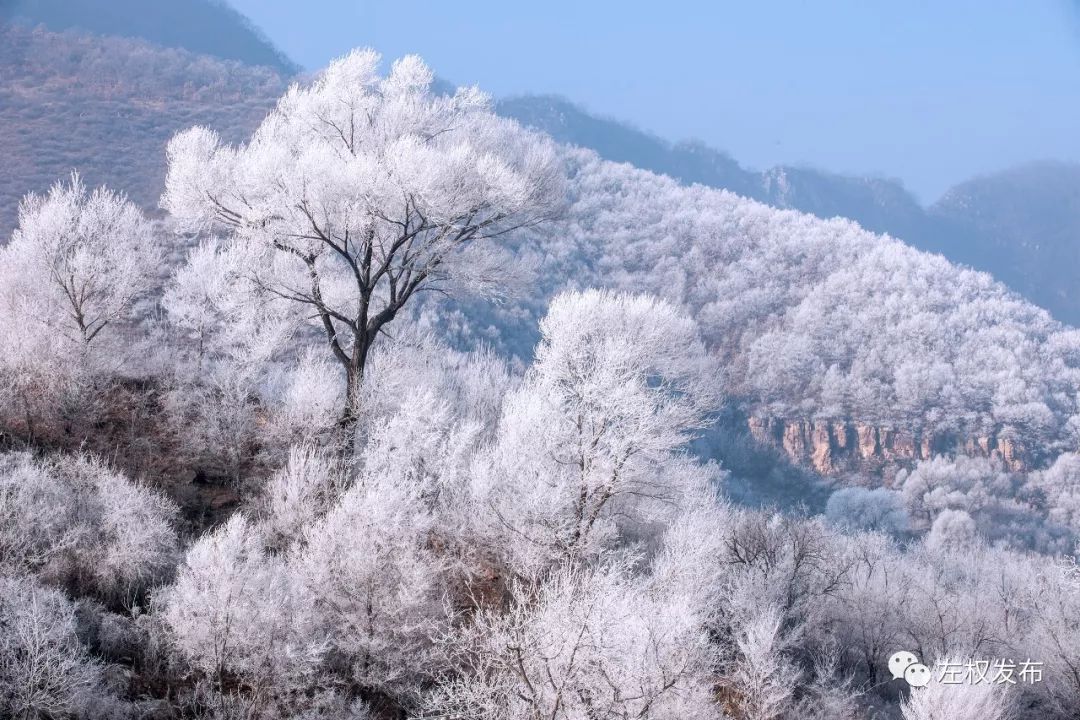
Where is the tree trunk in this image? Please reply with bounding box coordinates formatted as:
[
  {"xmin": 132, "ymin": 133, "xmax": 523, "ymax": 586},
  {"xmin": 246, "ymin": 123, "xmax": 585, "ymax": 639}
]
[
  {"xmin": 341, "ymin": 345, "xmax": 369, "ymax": 426},
  {"xmin": 342, "ymin": 365, "xmax": 361, "ymax": 429},
  {"xmin": 337, "ymin": 336, "xmax": 373, "ymax": 461}
]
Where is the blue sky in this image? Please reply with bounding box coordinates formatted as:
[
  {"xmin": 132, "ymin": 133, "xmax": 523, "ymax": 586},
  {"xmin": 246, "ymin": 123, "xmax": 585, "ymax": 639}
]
[{"xmin": 229, "ymin": 0, "xmax": 1080, "ymax": 202}]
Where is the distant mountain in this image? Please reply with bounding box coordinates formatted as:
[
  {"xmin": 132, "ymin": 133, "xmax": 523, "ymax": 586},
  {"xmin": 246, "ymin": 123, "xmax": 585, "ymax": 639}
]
[
  {"xmin": 496, "ymin": 95, "xmax": 930, "ymax": 234},
  {"xmin": 0, "ymin": 23, "xmax": 287, "ymax": 235},
  {"xmin": 499, "ymin": 94, "xmax": 1080, "ymax": 325},
  {"xmin": 0, "ymin": 0, "xmax": 297, "ymax": 73},
  {"xmin": 928, "ymin": 162, "xmax": 1080, "ymax": 321},
  {"xmin": 760, "ymin": 166, "xmax": 930, "ymax": 243},
  {"xmin": 495, "ymin": 96, "xmax": 762, "ymax": 199}
]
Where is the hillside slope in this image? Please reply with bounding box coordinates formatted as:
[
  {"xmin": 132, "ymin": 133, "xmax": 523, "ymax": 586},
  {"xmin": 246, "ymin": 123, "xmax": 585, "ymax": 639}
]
[
  {"xmin": 0, "ymin": 23, "xmax": 287, "ymax": 235},
  {"xmin": 0, "ymin": 0, "xmax": 297, "ymax": 73},
  {"xmin": 428, "ymin": 148, "xmax": 1080, "ymax": 467},
  {"xmin": 500, "ymin": 94, "xmax": 1080, "ymax": 325}
]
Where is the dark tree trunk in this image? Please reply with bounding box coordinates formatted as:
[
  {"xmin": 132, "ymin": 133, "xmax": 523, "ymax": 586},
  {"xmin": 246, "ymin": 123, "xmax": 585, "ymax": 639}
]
[{"xmin": 339, "ymin": 335, "xmax": 372, "ymax": 430}]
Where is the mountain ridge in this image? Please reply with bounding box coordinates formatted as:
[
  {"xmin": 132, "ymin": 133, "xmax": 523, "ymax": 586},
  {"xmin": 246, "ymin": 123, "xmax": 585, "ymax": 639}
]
[
  {"xmin": 0, "ymin": 22, "xmax": 287, "ymax": 234},
  {"xmin": 498, "ymin": 93, "xmax": 1080, "ymax": 324},
  {"xmin": 0, "ymin": 0, "xmax": 298, "ymax": 73}
]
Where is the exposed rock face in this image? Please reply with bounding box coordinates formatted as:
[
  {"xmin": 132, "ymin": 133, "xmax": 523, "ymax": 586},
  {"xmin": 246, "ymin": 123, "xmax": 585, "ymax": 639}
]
[
  {"xmin": 856, "ymin": 424, "xmax": 879, "ymax": 460},
  {"xmin": 751, "ymin": 416, "xmax": 1030, "ymax": 475},
  {"xmin": 885, "ymin": 429, "xmax": 917, "ymax": 461},
  {"xmin": 782, "ymin": 421, "xmax": 809, "ymax": 464},
  {"xmin": 999, "ymin": 436, "xmax": 1028, "ymax": 472},
  {"xmin": 810, "ymin": 422, "xmax": 833, "ymax": 474}
]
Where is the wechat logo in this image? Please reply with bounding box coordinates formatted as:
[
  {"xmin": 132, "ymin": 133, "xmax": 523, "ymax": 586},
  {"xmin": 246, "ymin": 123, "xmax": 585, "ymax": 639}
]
[{"xmin": 889, "ymin": 650, "xmax": 931, "ymax": 688}]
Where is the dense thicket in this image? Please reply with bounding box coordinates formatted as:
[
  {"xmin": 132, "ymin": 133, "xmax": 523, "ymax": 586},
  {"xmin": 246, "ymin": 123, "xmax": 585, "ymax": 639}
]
[
  {"xmin": 502, "ymin": 95, "xmax": 1080, "ymax": 326},
  {"xmin": 428, "ymin": 151, "xmax": 1080, "ymax": 454},
  {"xmin": 4, "ymin": 316, "xmax": 1079, "ymax": 718}
]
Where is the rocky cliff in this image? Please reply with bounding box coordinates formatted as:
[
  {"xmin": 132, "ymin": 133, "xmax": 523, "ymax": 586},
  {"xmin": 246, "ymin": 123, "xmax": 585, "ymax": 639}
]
[{"xmin": 748, "ymin": 416, "xmax": 1030, "ymax": 476}]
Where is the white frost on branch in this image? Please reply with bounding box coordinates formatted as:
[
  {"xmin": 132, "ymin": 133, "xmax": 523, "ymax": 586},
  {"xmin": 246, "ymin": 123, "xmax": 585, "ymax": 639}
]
[{"xmin": 161, "ymin": 49, "xmax": 563, "ymax": 421}]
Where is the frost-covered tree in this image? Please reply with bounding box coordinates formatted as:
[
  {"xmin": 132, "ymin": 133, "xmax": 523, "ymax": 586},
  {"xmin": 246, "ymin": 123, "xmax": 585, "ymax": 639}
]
[
  {"xmin": 925, "ymin": 508, "xmax": 979, "ymax": 551},
  {"xmin": 0, "ymin": 174, "xmax": 161, "ymax": 437},
  {"xmin": 293, "ymin": 391, "xmax": 463, "ymax": 699},
  {"xmin": 163, "ymin": 514, "xmax": 325, "ymax": 707},
  {"xmin": 825, "ymin": 487, "xmax": 909, "ymax": 535},
  {"xmin": 429, "ymin": 411, "xmax": 730, "ymax": 718},
  {"xmin": 160, "ymin": 236, "xmax": 302, "ymax": 476},
  {"xmin": 0, "ymin": 173, "xmax": 160, "ymax": 351},
  {"xmin": 430, "ymin": 561, "xmax": 719, "ymax": 720},
  {"xmin": 470, "ymin": 290, "xmax": 721, "ymax": 576},
  {"xmin": 0, "ymin": 452, "xmax": 178, "ymax": 603},
  {"xmin": 898, "ymin": 455, "xmax": 1005, "ymax": 531},
  {"xmin": 1024, "ymin": 559, "xmax": 1080, "ymax": 716},
  {"xmin": 0, "ymin": 576, "xmax": 107, "ymax": 719},
  {"xmin": 718, "ymin": 607, "xmax": 799, "ymax": 720},
  {"xmin": 717, "ymin": 511, "xmax": 850, "ymax": 627},
  {"xmin": 1025, "ymin": 452, "xmax": 1080, "ymax": 533},
  {"xmin": 897, "ymin": 545, "xmax": 1022, "ymax": 662},
  {"xmin": 821, "ymin": 532, "xmax": 909, "ymax": 684},
  {"xmin": 260, "ymin": 443, "xmax": 346, "ymax": 549},
  {"xmin": 713, "ymin": 513, "xmax": 865, "ymax": 719},
  {"xmin": 162, "ymin": 49, "xmax": 563, "ymax": 424}
]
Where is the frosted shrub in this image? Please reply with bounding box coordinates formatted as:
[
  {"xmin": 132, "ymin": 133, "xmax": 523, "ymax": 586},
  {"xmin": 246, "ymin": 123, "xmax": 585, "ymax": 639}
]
[
  {"xmin": 296, "ymin": 464, "xmax": 443, "ymax": 697},
  {"xmin": 0, "ymin": 452, "xmax": 81, "ymax": 578},
  {"xmin": 163, "ymin": 515, "xmax": 325, "ymax": 697},
  {"xmin": 430, "ymin": 562, "xmax": 718, "ymax": 720},
  {"xmin": 261, "ymin": 443, "xmax": 345, "ymax": 549},
  {"xmin": 825, "ymin": 486, "xmax": 909, "ymax": 535},
  {"xmin": 900, "ymin": 659, "xmax": 1014, "ymax": 720},
  {"xmin": 266, "ymin": 350, "xmax": 343, "ymax": 446},
  {"xmin": 0, "ymin": 576, "xmax": 107, "ymax": 719},
  {"xmin": 0, "ymin": 452, "xmax": 179, "ymax": 603}
]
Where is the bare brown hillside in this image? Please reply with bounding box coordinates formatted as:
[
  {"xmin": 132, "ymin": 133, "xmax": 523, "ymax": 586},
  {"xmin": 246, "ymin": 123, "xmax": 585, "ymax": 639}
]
[{"xmin": 0, "ymin": 23, "xmax": 289, "ymax": 236}]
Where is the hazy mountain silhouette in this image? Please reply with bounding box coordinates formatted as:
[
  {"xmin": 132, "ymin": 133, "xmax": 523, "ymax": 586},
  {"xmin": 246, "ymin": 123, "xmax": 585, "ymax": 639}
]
[
  {"xmin": 927, "ymin": 162, "xmax": 1080, "ymax": 321},
  {"xmin": 0, "ymin": 23, "xmax": 287, "ymax": 235},
  {"xmin": 0, "ymin": 0, "xmax": 297, "ymax": 72},
  {"xmin": 496, "ymin": 95, "xmax": 763, "ymax": 199}
]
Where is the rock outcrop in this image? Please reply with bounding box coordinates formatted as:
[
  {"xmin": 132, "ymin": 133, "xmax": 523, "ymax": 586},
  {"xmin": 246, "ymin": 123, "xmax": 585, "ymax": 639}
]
[{"xmin": 748, "ymin": 416, "xmax": 1029, "ymax": 475}]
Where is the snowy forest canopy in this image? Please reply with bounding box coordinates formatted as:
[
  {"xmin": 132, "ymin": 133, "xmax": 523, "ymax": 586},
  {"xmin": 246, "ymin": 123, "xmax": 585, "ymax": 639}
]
[{"xmin": 1, "ymin": 48, "xmax": 1080, "ymax": 720}]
